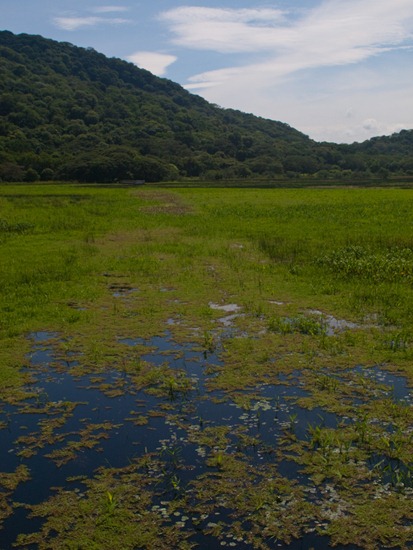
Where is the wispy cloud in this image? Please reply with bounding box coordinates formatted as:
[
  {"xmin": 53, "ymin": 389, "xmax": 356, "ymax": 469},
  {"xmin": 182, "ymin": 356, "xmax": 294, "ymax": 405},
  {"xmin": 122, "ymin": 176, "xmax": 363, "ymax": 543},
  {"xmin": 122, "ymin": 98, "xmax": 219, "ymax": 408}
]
[
  {"xmin": 53, "ymin": 10, "xmax": 130, "ymax": 31},
  {"xmin": 161, "ymin": 1, "xmax": 413, "ymax": 87},
  {"xmin": 92, "ymin": 6, "xmax": 129, "ymax": 14},
  {"xmin": 127, "ymin": 51, "xmax": 177, "ymax": 76},
  {"xmin": 160, "ymin": 7, "xmax": 287, "ymax": 53},
  {"xmin": 160, "ymin": 0, "xmax": 413, "ymax": 141}
]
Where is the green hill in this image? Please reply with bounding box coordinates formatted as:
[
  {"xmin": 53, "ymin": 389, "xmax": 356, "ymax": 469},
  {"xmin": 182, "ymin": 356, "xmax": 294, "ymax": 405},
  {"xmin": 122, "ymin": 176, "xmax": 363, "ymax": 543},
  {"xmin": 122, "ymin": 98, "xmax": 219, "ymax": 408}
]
[{"xmin": 0, "ymin": 30, "xmax": 412, "ymax": 183}]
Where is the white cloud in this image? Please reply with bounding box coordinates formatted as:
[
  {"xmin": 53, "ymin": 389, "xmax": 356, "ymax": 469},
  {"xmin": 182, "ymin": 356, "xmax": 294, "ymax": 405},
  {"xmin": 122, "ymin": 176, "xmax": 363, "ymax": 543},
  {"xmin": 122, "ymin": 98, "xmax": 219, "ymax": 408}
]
[
  {"xmin": 236, "ymin": 68, "xmax": 413, "ymax": 143},
  {"xmin": 53, "ymin": 15, "xmax": 129, "ymax": 31},
  {"xmin": 162, "ymin": 1, "xmax": 413, "ymax": 85},
  {"xmin": 127, "ymin": 52, "xmax": 177, "ymax": 76},
  {"xmin": 160, "ymin": 0, "xmax": 413, "ymax": 141},
  {"xmin": 160, "ymin": 7, "xmax": 287, "ymax": 53},
  {"xmin": 92, "ymin": 6, "xmax": 129, "ymax": 14}
]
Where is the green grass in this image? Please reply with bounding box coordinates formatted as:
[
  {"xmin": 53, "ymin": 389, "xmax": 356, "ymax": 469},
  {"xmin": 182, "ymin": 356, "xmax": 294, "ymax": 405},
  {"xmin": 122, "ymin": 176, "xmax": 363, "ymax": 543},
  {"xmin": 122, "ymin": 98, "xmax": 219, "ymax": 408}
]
[
  {"xmin": 2, "ymin": 183, "xmax": 413, "ymax": 548},
  {"xmin": 2, "ymin": 183, "xmax": 413, "ymax": 387}
]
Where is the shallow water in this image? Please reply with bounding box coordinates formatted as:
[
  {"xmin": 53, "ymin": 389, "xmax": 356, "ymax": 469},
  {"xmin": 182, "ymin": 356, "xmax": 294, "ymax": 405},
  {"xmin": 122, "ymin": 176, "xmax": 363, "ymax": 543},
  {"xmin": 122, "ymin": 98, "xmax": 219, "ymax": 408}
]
[
  {"xmin": 1, "ymin": 331, "xmax": 411, "ymax": 548},
  {"xmin": 308, "ymin": 310, "xmax": 359, "ymax": 335}
]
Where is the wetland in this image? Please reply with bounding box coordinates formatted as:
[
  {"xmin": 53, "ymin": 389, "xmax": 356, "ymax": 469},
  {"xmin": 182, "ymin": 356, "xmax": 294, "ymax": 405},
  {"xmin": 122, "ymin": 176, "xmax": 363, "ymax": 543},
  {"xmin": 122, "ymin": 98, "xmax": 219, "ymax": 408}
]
[{"xmin": 1, "ymin": 184, "xmax": 413, "ymax": 549}]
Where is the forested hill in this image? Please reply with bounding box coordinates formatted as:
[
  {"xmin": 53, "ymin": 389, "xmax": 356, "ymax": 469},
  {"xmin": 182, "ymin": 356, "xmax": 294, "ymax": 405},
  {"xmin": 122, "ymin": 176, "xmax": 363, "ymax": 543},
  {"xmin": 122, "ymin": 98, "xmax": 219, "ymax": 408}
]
[{"xmin": 0, "ymin": 30, "xmax": 412, "ymax": 183}]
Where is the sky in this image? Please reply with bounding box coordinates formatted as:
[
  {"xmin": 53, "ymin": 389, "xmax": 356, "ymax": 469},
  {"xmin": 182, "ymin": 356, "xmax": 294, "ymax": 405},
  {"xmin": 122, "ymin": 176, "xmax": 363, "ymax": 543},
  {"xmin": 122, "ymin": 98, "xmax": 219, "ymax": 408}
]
[{"xmin": 2, "ymin": 0, "xmax": 413, "ymax": 143}]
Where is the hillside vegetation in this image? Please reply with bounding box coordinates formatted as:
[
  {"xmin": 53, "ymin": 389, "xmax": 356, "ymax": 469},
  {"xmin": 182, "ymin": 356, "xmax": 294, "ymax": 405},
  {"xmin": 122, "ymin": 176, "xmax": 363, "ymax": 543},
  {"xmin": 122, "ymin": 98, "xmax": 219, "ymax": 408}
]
[{"xmin": 1, "ymin": 30, "xmax": 413, "ymax": 183}]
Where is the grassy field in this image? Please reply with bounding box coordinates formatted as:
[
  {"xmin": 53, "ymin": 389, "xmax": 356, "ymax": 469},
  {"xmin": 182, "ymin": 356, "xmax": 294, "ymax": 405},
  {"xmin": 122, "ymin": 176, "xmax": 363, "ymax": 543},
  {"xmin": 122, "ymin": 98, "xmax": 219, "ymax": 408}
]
[{"xmin": 1, "ymin": 183, "xmax": 413, "ymax": 548}]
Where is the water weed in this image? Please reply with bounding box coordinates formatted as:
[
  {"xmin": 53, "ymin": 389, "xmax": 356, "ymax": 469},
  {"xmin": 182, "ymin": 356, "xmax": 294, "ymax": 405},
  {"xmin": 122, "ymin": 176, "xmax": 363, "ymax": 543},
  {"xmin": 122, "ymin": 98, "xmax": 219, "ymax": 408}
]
[{"xmin": 1, "ymin": 184, "xmax": 413, "ymax": 549}]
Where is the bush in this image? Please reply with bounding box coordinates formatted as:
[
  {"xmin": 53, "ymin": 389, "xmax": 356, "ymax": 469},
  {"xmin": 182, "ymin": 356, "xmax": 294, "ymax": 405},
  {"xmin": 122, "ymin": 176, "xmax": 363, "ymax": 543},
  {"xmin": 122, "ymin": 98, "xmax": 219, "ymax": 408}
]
[
  {"xmin": 24, "ymin": 167, "xmax": 39, "ymax": 182},
  {"xmin": 40, "ymin": 168, "xmax": 55, "ymax": 181}
]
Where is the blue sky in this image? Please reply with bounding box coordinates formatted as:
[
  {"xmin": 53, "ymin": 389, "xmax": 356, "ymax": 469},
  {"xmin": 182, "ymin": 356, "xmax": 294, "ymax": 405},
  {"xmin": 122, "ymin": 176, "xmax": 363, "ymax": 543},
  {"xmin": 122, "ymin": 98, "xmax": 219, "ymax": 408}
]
[{"xmin": 2, "ymin": 0, "xmax": 413, "ymax": 143}]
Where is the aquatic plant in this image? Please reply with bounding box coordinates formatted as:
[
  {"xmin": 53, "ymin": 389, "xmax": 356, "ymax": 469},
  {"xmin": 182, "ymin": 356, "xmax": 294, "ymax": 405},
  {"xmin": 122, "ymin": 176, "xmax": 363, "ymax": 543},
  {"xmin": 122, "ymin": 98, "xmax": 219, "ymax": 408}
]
[
  {"xmin": 2, "ymin": 185, "xmax": 413, "ymax": 549},
  {"xmin": 268, "ymin": 314, "xmax": 326, "ymax": 336},
  {"xmin": 202, "ymin": 330, "xmax": 216, "ymax": 354},
  {"xmin": 106, "ymin": 491, "xmax": 117, "ymax": 513}
]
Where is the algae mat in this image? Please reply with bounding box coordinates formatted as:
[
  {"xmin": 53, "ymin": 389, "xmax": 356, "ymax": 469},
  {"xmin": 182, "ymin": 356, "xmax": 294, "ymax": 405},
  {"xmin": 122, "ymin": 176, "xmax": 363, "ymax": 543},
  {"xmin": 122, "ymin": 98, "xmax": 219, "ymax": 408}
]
[{"xmin": 1, "ymin": 184, "xmax": 413, "ymax": 549}]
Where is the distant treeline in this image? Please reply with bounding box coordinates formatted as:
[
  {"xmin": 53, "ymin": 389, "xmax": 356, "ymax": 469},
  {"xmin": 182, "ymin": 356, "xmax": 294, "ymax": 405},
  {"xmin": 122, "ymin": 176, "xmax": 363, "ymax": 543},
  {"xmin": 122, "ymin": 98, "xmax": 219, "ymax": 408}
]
[{"xmin": 1, "ymin": 31, "xmax": 413, "ymax": 183}]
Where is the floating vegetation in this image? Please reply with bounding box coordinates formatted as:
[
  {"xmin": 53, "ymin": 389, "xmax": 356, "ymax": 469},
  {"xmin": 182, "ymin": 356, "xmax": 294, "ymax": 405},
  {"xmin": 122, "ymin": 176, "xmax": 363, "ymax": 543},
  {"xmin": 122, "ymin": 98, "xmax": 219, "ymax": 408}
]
[
  {"xmin": 2, "ymin": 185, "xmax": 413, "ymax": 548},
  {"xmin": 2, "ymin": 330, "xmax": 413, "ymax": 549},
  {"xmin": 0, "ymin": 465, "xmax": 31, "ymax": 529}
]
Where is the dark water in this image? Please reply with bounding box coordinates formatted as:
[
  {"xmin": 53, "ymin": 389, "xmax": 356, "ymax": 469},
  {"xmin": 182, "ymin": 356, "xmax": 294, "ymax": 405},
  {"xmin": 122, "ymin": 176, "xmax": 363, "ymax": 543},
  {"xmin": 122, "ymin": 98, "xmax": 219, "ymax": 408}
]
[{"xmin": 1, "ymin": 331, "xmax": 409, "ymax": 549}]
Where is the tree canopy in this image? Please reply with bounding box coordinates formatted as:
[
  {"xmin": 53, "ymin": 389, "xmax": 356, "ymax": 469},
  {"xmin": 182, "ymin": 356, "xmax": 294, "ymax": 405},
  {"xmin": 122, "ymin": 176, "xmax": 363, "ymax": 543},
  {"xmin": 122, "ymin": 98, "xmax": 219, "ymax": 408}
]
[{"xmin": 0, "ymin": 31, "xmax": 412, "ymax": 183}]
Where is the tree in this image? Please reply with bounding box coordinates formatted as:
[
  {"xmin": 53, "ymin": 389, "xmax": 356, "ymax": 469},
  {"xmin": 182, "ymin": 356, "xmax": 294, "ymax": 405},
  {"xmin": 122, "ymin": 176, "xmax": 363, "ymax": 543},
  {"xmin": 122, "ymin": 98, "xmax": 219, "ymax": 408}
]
[
  {"xmin": 40, "ymin": 168, "xmax": 54, "ymax": 181},
  {"xmin": 24, "ymin": 167, "xmax": 39, "ymax": 182},
  {"xmin": 0, "ymin": 30, "xmax": 412, "ymax": 184},
  {"xmin": 0, "ymin": 162, "xmax": 24, "ymax": 181}
]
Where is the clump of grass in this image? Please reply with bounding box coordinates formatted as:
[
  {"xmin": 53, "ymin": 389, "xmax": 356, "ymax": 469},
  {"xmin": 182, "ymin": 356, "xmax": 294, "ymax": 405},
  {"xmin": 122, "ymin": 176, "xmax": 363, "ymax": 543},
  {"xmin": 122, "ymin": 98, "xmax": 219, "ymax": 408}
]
[
  {"xmin": 268, "ymin": 314, "xmax": 326, "ymax": 336},
  {"xmin": 383, "ymin": 330, "xmax": 410, "ymax": 352},
  {"xmin": 0, "ymin": 219, "xmax": 34, "ymax": 234},
  {"xmin": 318, "ymin": 245, "xmax": 413, "ymax": 284}
]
